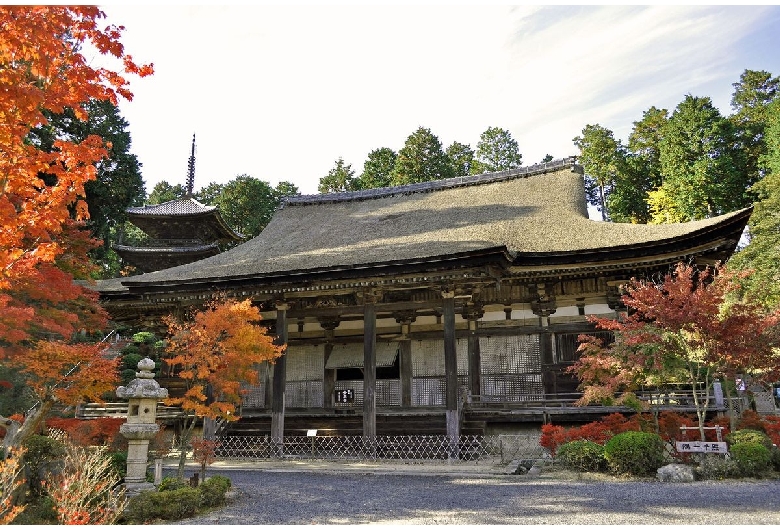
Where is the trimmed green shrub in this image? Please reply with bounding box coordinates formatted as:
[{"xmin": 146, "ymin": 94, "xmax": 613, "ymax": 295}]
[
  {"xmin": 730, "ymin": 442, "xmax": 772, "ymax": 478},
  {"xmin": 132, "ymin": 331, "xmax": 157, "ymax": 344},
  {"xmin": 556, "ymin": 440, "xmax": 606, "ymax": 472},
  {"xmin": 120, "ymin": 343, "xmax": 140, "ymax": 356},
  {"xmin": 158, "ymin": 476, "xmax": 188, "ymax": 491},
  {"xmin": 122, "ymin": 353, "xmax": 143, "ymax": 370},
  {"xmin": 198, "ymin": 475, "xmax": 232, "ymax": 507},
  {"xmin": 125, "ymin": 487, "xmax": 200, "ymax": 523},
  {"xmin": 604, "ymin": 431, "xmax": 666, "ymax": 476},
  {"xmin": 726, "ymin": 429, "xmax": 773, "ymax": 451},
  {"xmin": 120, "ymin": 368, "xmax": 137, "ymax": 385}
]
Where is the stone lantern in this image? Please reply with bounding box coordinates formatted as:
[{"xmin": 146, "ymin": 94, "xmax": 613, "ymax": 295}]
[{"xmin": 117, "ymin": 357, "xmax": 168, "ymax": 494}]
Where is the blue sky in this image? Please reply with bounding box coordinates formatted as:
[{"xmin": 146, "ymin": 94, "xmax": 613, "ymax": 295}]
[{"xmin": 102, "ymin": 4, "xmax": 780, "ymax": 196}]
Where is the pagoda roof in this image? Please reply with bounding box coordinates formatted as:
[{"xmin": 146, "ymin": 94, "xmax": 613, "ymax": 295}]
[
  {"xmin": 113, "ymin": 243, "xmax": 221, "ymax": 273},
  {"xmin": 99, "ymin": 158, "xmax": 750, "ymax": 293},
  {"xmin": 125, "ymin": 197, "xmax": 243, "ymax": 242}
]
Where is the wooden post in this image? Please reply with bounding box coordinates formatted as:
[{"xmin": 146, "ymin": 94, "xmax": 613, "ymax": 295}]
[
  {"xmin": 319, "ymin": 318, "xmax": 339, "ymax": 410},
  {"xmin": 467, "ymin": 319, "xmax": 481, "ymax": 402},
  {"xmin": 399, "ymin": 340, "xmax": 412, "ymax": 407},
  {"xmin": 463, "ymin": 303, "xmax": 483, "ymax": 403},
  {"xmin": 394, "ymin": 312, "xmax": 416, "ymax": 408},
  {"xmin": 271, "ymin": 303, "xmax": 289, "ymax": 452},
  {"xmin": 363, "ymin": 299, "xmax": 377, "ymax": 441},
  {"xmin": 442, "ymin": 291, "xmax": 459, "ymax": 459},
  {"xmin": 323, "ymin": 342, "xmax": 336, "ymax": 409}
]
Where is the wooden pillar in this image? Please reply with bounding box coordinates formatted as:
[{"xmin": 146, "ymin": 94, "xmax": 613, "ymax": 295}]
[
  {"xmin": 323, "ymin": 342, "xmax": 336, "ymax": 409},
  {"xmin": 363, "ymin": 299, "xmax": 377, "ymax": 440},
  {"xmin": 532, "ymin": 283, "xmax": 557, "ymax": 401},
  {"xmin": 394, "ymin": 311, "xmax": 416, "ymax": 408},
  {"xmin": 442, "ymin": 291, "xmax": 459, "ymax": 458},
  {"xmin": 464, "ymin": 303, "xmax": 483, "ymax": 402},
  {"xmin": 399, "ymin": 341, "xmax": 412, "ymax": 407},
  {"xmin": 271, "ymin": 303, "xmax": 289, "ymax": 448},
  {"xmin": 319, "ymin": 318, "xmax": 339, "ymax": 410}
]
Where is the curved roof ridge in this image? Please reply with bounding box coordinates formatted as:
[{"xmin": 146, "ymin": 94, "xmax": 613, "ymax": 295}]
[
  {"xmin": 283, "ymin": 156, "xmax": 582, "ymax": 207},
  {"xmin": 127, "ymin": 197, "xmax": 217, "ymax": 216}
]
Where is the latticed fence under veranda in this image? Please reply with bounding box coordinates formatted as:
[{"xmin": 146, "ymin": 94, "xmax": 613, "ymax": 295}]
[{"xmin": 213, "ymin": 434, "xmax": 547, "ymax": 465}]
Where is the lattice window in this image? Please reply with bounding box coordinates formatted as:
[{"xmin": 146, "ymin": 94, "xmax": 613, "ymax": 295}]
[
  {"xmin": 377, "ymin": 379, "xmax": 401, "ymax": 406},
  {"xmin": 411, "ymin": 339, "xmax": 468, "ymax": 377},
  {"xmin": 241, "ymin": 383, "xmax": 265, "ymax": 408},
  {"xmin": 287, "ymin": 381, "xmax": 323, "ymax": 407},
  {"xmin": 554, "ymin": 331, "xmax": 613, "ymax": 363},
  {"xmin": 413, "ymin": 377, "xmax": 445, "ymax": 406},
  {"xmin": 479, "ymin": 335, "xmax": 540, "ymax": 375},
  {"xmin": 481, "ymin": 374, "xmax": 544, "ymax": 402},
  {"xmin": 286, "ymin": 344, "xmax": 324, "ymax": 382}
]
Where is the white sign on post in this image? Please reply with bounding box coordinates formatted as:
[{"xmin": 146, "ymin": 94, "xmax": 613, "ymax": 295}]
[{"xmin": 675, "ymin": 441, "xmax": 728, "ymax": 453}]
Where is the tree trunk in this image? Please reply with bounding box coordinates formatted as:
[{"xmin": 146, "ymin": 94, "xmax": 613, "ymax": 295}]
[
  {"xmin": 176, "ymin": 415, "xmax": 197, "ymax": 479},
  {"xmin": 9, "ymin": 400, "xmax": 54, "ymax": 448}
]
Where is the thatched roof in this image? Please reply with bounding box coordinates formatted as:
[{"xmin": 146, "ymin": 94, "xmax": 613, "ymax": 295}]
[{"xmin": 102, "ymin": 158, "xmax": 749, "ymax": 292}]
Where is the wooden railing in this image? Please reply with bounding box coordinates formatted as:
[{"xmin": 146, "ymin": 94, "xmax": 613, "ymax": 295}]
[{"xmin": 466, "ymin": 389, "xmax": 728, "ymax": 411}]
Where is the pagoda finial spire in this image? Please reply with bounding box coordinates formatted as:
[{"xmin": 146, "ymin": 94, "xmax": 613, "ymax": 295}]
[{"xmin": 186, "ymin": 133, "xmax": 196, "ymax": 197}]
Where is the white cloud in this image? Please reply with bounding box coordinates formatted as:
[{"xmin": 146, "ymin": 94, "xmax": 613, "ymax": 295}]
[{"xmin": 103, "ymin": 5, "xmax": 780, "ymax": 195}]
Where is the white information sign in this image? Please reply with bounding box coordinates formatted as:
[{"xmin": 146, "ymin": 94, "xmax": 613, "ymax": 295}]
[{"xmin": 675, "ymin": 441, "xmax": 728, "ymax": 453}]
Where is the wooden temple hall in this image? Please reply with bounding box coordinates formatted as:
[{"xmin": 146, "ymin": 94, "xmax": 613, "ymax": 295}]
[{"xmin": 96, "ymin": 157, "xmax": 751, "ymax": 440}]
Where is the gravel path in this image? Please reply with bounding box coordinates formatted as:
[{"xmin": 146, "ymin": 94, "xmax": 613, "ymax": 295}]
[{"xmin": 178, "ymin": 470, "xmax": 780, "ymax": 525}]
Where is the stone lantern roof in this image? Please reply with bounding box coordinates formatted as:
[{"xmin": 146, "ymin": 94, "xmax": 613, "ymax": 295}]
[{"xmin": 116, "ymin": 357, "xmax": 168, "ymax": 400}]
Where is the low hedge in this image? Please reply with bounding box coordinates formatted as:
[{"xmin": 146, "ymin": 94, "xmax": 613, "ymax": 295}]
[
  {"xmin": 556, "ymin": 440, "xmax": 606, "ymax": 472},
  {"xmin": 726, "ymin": 429, "xmax": 773, "ymax": 451},
  {"xmin": 126, "ymin": 487, "xmax": 200, "ymax": 522},
  {"xmin": 604, "ymin": 431, "xmax": 666, "ymax": 476},
  {"xmin": 730, "ymin": 442, "xmax": 772, "ymax": 478},
  {"xmin": 125, "ymin": 475, "xmax": 232, "ymax": 523}
]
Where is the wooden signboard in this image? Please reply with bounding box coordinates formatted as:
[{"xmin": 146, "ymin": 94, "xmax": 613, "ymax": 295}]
[
  {"xmin": 675, "ymin": 441, "xmax": 728, "ymax": 453},
  {"xmin": 335, "ymin": 389, "xmax": 354, "ymax": 404}
]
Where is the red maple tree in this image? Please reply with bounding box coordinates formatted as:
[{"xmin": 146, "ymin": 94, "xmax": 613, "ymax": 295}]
[
  {"xmin": 572, "ymin": 262, "xmax": 780, "ymax": 439},
  {"xmin": 163, "ymin": 297, "xmax": 283, "ymax": 476},
  {"xmin": 0, "ymin": 6, "xmax": 152, "ymax": 444}
]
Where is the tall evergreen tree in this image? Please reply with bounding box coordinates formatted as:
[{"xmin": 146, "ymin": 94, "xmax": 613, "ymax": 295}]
[
  {"xmin": 147, "ymin": 181, "xmax": 186, "ymax": 204},
  {"xmin": 195, "ymin": 181, "xmax": 224, "ymax": 205},
  {"xmin": 728, "ymin": 99, "xmax": 780, "ymax": 309},
  {"xmin": 216, "ymin": 175, "xmax": 278, "ymax": 239},
  {"xmin": 651, "ymin": 95, "xmax": 749, "ymax": 223},
  {"xmin": 446, "ymin": 141, "xmax": 474, "ymax": 176},
  {"xmin": 274, "ymin": 181, "xmax": 300, "ymax": 200},
  {"xmin": 573, "ymin": 124, "xmax": 625, "ymax": 221},
  {"xmin": 318, "ymin": 157, "xmax": 356, "ymax": 193},
  {"xmin": 471, "ymin": 126, "xmax": 522, "ymax": 174},
  {"xmin": 730, "ymin": 69, "xmax": 779, "ymax": 184},
  {"xmin": 353, "ymin": 148, "xmax": 396, "ymax": 190},
  {"xmin": 390, "ymin": 127, "xmax": 455, "ymax": 185}
]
